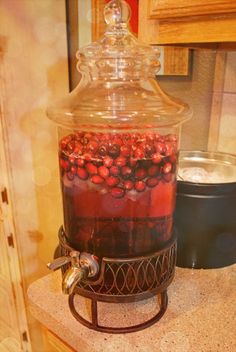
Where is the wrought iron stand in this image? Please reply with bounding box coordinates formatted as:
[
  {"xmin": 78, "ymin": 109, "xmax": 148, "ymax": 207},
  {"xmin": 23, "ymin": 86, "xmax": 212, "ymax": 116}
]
[{"xmin": 58, "ymin": 227, "xmax": 177, "ymax": 333}]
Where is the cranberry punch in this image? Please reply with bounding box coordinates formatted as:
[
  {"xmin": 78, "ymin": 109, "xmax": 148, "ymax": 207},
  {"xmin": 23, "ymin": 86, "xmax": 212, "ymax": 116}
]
[
  {"xmin": 47, "ymin": 0, "xmax": 191, "ymax": 333},
  {"xmin": 59, "ymin": 131, "xmax": 178, "ymax": 257}
]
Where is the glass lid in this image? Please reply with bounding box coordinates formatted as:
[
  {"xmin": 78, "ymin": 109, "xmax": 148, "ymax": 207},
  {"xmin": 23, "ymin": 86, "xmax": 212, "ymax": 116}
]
[{"xmin": 47, "ymin": 0, "xmax": 192, "ymax": 131}]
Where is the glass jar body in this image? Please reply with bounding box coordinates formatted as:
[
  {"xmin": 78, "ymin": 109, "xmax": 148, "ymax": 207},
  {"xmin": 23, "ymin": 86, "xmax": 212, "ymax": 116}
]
[{"xmin": 58, "ymin": 125, "xmax": 180, "ymax": 258}]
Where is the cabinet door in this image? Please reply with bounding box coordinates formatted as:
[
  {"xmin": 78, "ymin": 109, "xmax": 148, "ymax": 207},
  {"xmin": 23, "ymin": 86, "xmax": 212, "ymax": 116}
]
[
  {"xmin": 139, "ymin": 0, "xmax": 236, "ymax": 44},
  {"xmin": 46, "ymin": 330, "xmax": 75, "ymax": 352},
  {"xmin": 149, "ymin": 0, "xmax": 236, "ymax": 19}
]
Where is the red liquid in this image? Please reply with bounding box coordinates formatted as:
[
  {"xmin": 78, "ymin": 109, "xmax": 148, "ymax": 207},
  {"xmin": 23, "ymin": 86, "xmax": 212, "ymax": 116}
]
[{"xmin": 59, "ymin": 132, "xmax": 177, "ymax": 258}]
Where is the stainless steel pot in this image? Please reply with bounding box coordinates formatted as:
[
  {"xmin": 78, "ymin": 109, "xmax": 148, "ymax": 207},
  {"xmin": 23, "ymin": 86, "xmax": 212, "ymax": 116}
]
[{"xmin": 175, "ymin": 151, "xmax": 236, "ymax": 269}]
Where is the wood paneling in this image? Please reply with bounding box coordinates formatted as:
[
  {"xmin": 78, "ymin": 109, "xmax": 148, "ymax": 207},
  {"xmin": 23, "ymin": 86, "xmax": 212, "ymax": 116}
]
[{"xmin": 163, "ymin": 47, "xmax": 190, "ymax": 76}]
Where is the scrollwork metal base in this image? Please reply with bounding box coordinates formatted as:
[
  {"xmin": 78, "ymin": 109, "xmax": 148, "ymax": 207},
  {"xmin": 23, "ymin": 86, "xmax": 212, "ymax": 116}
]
[{"xmin": 57, "ymin": 227, "xmax": 176, "ymax": 333}]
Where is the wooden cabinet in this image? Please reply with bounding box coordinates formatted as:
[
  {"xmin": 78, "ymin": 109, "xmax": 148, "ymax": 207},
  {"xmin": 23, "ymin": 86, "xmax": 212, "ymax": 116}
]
[
  {"xmin": 45, "ymin": 330, "xmax": 75, "ymax": 352},
  {"xmin": 139, "ymin": 0, "xmax": 236, "ymax": 45},
  {"xmin": 149, "ymin": 0, "xmax": 236, "ymax": 19}
]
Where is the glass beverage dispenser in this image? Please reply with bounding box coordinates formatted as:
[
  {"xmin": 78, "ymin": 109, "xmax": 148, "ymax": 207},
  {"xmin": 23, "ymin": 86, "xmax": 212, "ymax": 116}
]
[{"xmin": 47, "ymin": 0, "xmax": 191, "ymax": 333}]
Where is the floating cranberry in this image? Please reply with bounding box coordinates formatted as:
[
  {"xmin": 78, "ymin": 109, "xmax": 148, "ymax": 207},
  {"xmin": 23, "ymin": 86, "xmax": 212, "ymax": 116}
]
[
  {"xmin": 132, "ymin": 133, "xmax": 141, "ymax": 141},
  {"xmin": 120, "ymin": 145, "xmax": 131, "ymax": 157},
  {"xmin": 124, "ymin": 180, "xmax": 133, "ymax": 190},
  {"xmin": 86, "ymin": 163, "xmax": 98, "ymax": 175},
  {"xmin": 123, "ymin": 134, "xmax": 132, "ymax": 144},
  {"xmin": 60, "ymin": 159, "xmax": 70, "ymax": 171},
  {"xmin": 156, "ymin": 135, "xmax": 165, "ymax": 143},
  {"xmin": 76, "ymin": 158, "xmax": 85, "ymax": 167},
  {"xmin": 145, "ymin": 133, "xmax": 155, "ymax": 142},
  {"xmin": 135, "ymin": 168, "xmax": 147, "ymax": 180},
  {"xmin": 70, "ymin": 166, "xmax": 77, "ymax": 175},
  {"xmin": 113, "ymin": 137, "xmax": 123, "ymax": 146},
  {"xmin": 154, "ymin": 133, "xmax": 161, "ymax": 141},
  {"xmin": 155, "ymin": 142, "xmax": 166, "ymax": 154},
  {"xmin": 145, "ymin": 144, "xmax": 155, "ymax": 157},
  {"xmin": 146, "ymin": 177, "xmax": 159, "ymax": 188},
  {"xmin": 135, "ymin": 181, "xmax": 146, "ymax": 192},
  {"xmin": 69, "ymin": 156, "xmax": 75, "ymax": 164},
  {"xmin": 148, "ymin": 165, "xmax": 159, "ymax": 177},
  {"xmin": 103, "ymin": 156, "xmax": 113, "ymax": 168},
  {"xmin": 84, "ymin": 153, "xmax": 92, "ymax": 162},
  {"xmin": 75, "ymin": 132, "xmax": 84, "ymax": 140},
  {"xmin": 91, "ymin": 175, "xmax": 104, "ymax": 184},
  {"xmin": 121, "ymin": 166, "xmax": 132, "ymax": 179},
  {"xmin": 101, "ymin": 133, "xmax": 110, "ymax": 141},
  {"xmin": 134, "ymin": 147, "xmax": 145, "ymax": 160},
  {"xmin": 73, "ymin": 142, "xmax": 83, "ymax": 155},
  {"xmin": 82, "ymin": 133, "xmax": 92, "ymax": 145},
  {"xmin": 98, "ymin": 166, "xmax": 109, "ymax": 179},
  {"xmin": 60, "ymin": 139, "xmax": 68, "ymax": 150},
  {"xmin": 166, "ymin": 134, "xmax": 177, "ymax": 143},
  {"xmin": 77, "ymin": 168, "xmax": 88, "ymax": 180},
  {"xmin": 165, "ymin": 143, "xmax": 174, "ymax": 157},
  {"xmin": 106, "ymin": 176, "xmax": 120, "ymax": 187},
  {"xmin": 87, "ymin": 140, "xmax": 98, "ymax": 153},
  {"xmin": 67, "ymin": 141, "xmax": 75, "ymax": 153},
  {"xmin": 66, "ymin": 172, "xmax": 74, "ymax": 181},
  {"xmin": 108, "ymin": 144, "xmax": 120, "ymax": 158},
  {"xmin": 84, "ymin": 132, "xmax": 92, "ymax": 139},
  {"xmin": 110, "ymin": 166, "xmax": 120, "ymax": 176},
  {"xmin": 115, "ymin": 156, "xmax": 126, "ymax": 167},
  {"xmin": 111, "ymin": 187, "xmax": 125, "ymax": 198},
  {"xmin": 98, "ymin": 144, "xmax": 108, "ymax": 156},
  {"xmin": 130, "ymin": 158, "xmax": 137, "ymax": 167},
  {"xmin": 163, "ymin": 162, "xmax": 172, "ymax": 174},
  {"xmin": 152, "ymin": 153, "xmax": 162, "ymax": 164}
]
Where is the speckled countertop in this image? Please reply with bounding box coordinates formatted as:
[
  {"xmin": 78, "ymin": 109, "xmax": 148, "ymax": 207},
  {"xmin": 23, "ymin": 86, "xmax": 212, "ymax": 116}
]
[{"xmin": 28, "ymin": 264, "xmax": 236, "ymax": 352}]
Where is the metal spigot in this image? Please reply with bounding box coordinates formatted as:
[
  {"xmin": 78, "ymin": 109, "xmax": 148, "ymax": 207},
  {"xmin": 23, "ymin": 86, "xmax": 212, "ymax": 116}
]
[{"xmin": 47, "ymin": 251, "xmax": 99, "ymax": 295}]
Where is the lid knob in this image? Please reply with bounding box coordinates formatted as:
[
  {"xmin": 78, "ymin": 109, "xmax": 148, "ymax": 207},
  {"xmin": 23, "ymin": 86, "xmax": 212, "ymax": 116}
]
[{"xmin": 104, "ymin": 0, "xmax": 131, "ymax": 27}]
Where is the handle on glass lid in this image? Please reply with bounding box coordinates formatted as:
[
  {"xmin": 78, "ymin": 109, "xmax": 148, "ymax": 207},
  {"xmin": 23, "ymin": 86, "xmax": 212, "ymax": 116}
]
[{"xmin": 104, "ymin": 0, "xmax": 131, "ymax": 28}]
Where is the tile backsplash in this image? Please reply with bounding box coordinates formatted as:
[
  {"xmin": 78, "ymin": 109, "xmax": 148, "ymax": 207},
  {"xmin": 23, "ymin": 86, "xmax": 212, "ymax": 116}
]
[
  {"xmin": 159, "ymin": 50, "xmax": 236, "ymax": 156},
  {"xmin": 159, "ymin": 50, "xmax": 217, "ymax": 151}
]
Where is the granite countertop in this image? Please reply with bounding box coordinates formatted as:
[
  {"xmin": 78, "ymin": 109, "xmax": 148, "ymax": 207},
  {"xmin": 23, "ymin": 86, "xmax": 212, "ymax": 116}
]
[{"xmin": 28, "ymin": 264, "xmax": 236, "ymax": 352}]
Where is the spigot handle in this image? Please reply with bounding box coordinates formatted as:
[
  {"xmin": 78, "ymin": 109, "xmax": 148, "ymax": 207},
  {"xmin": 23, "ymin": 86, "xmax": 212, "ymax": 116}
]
[
  {"xmin": 47, "ymin": 250, "xmax": 99, "ymax": 295},
  {"xmin": 47, "ymin": 256, "xmax": 71, "ymax": 271},
  {"xmin": 62, "ymin": 266, "xmax": 89, "ymax": 295}
]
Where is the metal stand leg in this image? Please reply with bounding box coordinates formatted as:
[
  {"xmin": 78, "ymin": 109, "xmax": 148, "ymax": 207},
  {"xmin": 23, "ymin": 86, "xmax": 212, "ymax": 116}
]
[{"xmin": 68, "ymin": 290, "xmax": 168, "ymax": 334}]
